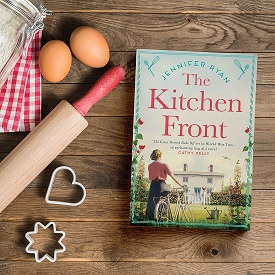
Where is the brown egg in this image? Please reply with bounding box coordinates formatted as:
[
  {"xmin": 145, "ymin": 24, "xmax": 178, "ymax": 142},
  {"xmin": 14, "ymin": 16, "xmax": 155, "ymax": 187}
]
[
  {"xmin": 70, "ymin": 26, "xmax": 110, "ymax": 68},
  {"xmin": 39, "ymin": 40, "xmax": 72, "ymax": 83}
]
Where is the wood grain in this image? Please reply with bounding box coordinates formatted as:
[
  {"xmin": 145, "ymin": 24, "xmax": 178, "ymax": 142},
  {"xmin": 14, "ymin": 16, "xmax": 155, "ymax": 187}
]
[
  {"xmin": 41, "ymin": 52, "xmax": 275, "ymax": 85},
  {"xmin": 0, "ymin": 221, "xmax": 275, "ymax": 261},
  {"xmin": 42, "ymin": 13, "xmax": 275, "ymax": 52},
  {"xmin": 0, "ymin": 154, "xmax": 273, "ymax": 191},
  {"xmin": 44, "ymin": 0, "xmax": 275, "ymax": 14},
  {"xmin": 0, "ymin": 117, "xmax": 274, "ymax": 156},
  {"xmin": 0, "ymin": 188, "xmax": 273, "ymax": 222},
  {"xmin": 40, "ymin": 84, "xmax": 275, "ymax": 118},
  {"xmin": 1, "ymin": 0, "xmax": 275, "ymax": 272},
  {"xmin": 41, "ymin": 84, "xmax": 135, "ymax": 117},
  {"xmin": 1, "ymin": 262, "xmax": 275, "ymax": 275},
  {"xmin": 29, "ymin": 155, "xmax": 275, "ymax": 190}
]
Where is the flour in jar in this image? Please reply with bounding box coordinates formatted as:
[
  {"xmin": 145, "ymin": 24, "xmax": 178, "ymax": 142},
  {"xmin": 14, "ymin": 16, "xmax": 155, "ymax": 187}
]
[{"xmin": 0, "ymin": 4, "xmax": 23, "ymax": 72}]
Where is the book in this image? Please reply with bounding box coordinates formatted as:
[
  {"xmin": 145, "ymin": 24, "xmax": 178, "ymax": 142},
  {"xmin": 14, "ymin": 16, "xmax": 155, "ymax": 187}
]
[{"xmin": 130, "ymin": 49, "xmax": 257, "ymax": 230}]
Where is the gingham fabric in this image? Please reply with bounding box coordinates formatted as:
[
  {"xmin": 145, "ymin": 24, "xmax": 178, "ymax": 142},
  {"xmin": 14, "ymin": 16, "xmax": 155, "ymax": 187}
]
[{"xmin": 0, "ymin": 31, "xmax": 42, "ymax": 132}]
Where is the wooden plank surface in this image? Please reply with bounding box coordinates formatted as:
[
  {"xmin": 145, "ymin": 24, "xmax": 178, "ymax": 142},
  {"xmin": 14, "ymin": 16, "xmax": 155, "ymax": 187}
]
[
  {"xmin": 41, "ymin": 84, "xmax": 275, "ymax": 117},
  {"xmin": 40, "ymin": 53, "xmax": 275, "ymax": 85},
  {"xmin": 0, "ymin": 154, "xmax": 273, "ymax": 191},
  {"xmin": 0, "ymin": 0, "xmax": 275, "ymax": 273},
  {"xmin": 42, "ymin": 13, "xmax": 275, "ymax": 53},
  {"xmin": 1, "ymin": 221, "xmax": 275, "ymax": 261},
  {"xmin": 0, "ymin": 117, "xmax": 275, "ymax": 156},
  {"xmin": 1, "ymin": 262, "xmax": 275, "ymax": 275},
  {"xmin": 45, "ymin": 0, "xmax": 275, "ymax": 14},
  {"xmin": 0, "ymin": 188, "xmax": 275, "ymax": 222}
]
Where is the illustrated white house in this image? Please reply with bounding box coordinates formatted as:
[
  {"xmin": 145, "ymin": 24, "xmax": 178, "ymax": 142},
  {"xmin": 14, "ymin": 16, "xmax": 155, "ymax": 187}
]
[{"xmin": 172, "ymin": 164, "xmax": 225, "ymax": 204}]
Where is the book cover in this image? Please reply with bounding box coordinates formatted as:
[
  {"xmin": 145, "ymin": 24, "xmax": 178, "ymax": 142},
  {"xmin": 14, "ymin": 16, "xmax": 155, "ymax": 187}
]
[{"xmin": 130, "ymin": 49, "xmax": 257, "ymax": 230}]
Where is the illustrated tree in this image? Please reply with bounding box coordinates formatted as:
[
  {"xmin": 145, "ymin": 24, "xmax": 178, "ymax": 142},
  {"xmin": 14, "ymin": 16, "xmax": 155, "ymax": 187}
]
[{"xmin": 134, "ymin": 157, "xmax": 150, "ymax": 220}]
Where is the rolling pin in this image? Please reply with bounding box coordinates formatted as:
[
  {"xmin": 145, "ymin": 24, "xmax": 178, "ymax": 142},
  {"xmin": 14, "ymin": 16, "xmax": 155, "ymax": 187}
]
[{"xmin": 0, "ymin": 65, "xmax": 125, "ymax": 213}]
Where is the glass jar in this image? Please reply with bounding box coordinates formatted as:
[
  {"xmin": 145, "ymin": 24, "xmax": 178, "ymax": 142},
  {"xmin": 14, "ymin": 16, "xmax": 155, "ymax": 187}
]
[{"xmin": 0, "ymin": 0, "xmax": 51, "ymax": 87}]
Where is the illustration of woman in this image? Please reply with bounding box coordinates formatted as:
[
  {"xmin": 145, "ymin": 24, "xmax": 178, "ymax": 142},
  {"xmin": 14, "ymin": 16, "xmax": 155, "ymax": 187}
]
[{"xmin": 146, "ymin": 149, "xmax": 183, "ymax": 220}]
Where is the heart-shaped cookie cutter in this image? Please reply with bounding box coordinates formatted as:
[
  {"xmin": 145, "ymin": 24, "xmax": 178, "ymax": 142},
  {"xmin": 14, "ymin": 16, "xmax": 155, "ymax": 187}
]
[{"xmin": 45, "ymin": 166, "xmax": 86, "ymax": 206}]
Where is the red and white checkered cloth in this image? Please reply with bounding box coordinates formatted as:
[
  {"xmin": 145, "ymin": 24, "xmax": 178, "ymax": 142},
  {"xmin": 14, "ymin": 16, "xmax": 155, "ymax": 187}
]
[{"xmin": 0, "ymin": 31, "xmax": 42, "ymax": 132}]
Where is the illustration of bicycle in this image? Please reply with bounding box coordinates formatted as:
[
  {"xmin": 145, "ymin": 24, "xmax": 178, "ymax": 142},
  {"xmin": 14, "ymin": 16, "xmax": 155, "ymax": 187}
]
[{"xmin": 153, "ymin": 188, "xmax": 193, "ymax": 223}]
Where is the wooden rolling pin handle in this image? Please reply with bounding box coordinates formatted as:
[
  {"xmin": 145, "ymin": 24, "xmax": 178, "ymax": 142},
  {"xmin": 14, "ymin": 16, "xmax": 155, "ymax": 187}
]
[{"xmin": 72, "ymin": 65, "xmax": 126, "ymax": 116}]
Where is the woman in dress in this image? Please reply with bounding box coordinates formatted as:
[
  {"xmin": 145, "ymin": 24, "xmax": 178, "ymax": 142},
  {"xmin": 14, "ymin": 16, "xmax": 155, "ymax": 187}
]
[{"xmin": 146, "ymin": 149, "xmax": 184, "ymax": 220}]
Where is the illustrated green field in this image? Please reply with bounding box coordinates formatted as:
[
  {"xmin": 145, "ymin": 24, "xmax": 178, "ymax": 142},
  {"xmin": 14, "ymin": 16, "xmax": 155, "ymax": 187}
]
[
  {"xmin": 133, "ymin": 202, "xmax": 233, "ymax": 224},
  {"xmin": 173, "ymin": 204, "xmax": 230, "ymax": 224}
]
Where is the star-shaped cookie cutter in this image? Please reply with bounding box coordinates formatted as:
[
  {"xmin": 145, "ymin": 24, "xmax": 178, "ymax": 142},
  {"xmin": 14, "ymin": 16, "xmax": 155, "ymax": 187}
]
[{"xmin": 25, "ymin": 222, "xmax": 66, "ymax": 262}]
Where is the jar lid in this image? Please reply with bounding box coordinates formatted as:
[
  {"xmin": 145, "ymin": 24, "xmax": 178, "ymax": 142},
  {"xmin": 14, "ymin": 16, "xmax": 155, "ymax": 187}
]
[
  {"xmin": 0, "ymin": 0, "xmax": 52, "ymax": 23},
  {"xmin": 27, "ymin": 0, "xmax": 53, "ymax": 18}
]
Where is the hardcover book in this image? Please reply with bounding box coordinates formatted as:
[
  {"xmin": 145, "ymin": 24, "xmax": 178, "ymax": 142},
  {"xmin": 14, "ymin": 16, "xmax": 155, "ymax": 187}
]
[{"xmin": 130, "ymin": 49, "xmax": 257, "ymax": 230}]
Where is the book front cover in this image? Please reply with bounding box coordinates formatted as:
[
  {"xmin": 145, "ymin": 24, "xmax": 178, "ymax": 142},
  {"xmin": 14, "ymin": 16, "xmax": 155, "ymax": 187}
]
[{"xmin": 130, "ymin": 49, "xmax": 257, "ymax": 230}]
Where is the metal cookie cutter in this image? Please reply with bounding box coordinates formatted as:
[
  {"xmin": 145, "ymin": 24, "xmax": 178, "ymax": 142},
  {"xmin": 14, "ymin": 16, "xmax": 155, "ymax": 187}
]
[
  {"xmin": 25, "ymin": 222, "xmax": 66, "ymax": 263},
  {"xmin": 45, "ymin": 166, "xmax": 86, "ymax": 206}
]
